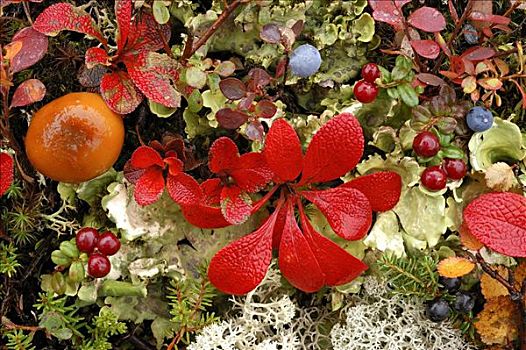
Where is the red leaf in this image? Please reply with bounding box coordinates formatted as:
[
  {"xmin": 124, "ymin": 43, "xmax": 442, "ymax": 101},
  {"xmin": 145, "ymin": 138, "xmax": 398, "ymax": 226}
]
[
  {"xmin": 125, "ymin": 52, "xmax": 181, "ymax": 108},
  {"xmin": 417, "ymin": 73, "xmax": 447, "ymax": 86},
  {"xmin": 263, "ymin": 119, "xmax": 303, "ymax": 182},
  {"xmin": 461, "ymin": 46, "xmax": 496, "ymax": 62},
  {"xmin": 208, "ymin": 209, "xmax": 279, "ymax": 295},
  {"xmin": 272, "ymin": 203, "xmax": 288, "ymax": 249},
  {"xmin": 100, "ymin": 71, "xmax": 143, "ymax": 114},
  {"xmin": 125, "ymin": 13, "xmax": 170, "ymax": 53},
  {"xmin": 410, "ymin": 40, "xmax": 441, "ymax": 59},
  {"xmin": 341, "ymin": 172, "xmax": 402, "ymax": 212},
  {"xmin": 9, "ymin": 79, "xmax": 46, "ymax": 108},
  {"xmin": 231, "ymin": 153, "xmax": 273, "ymax": 193},
  {"xmin": 219, "ymin": 78, "xmax": 246, "ymax": 100},
  {"xmin": 448, "ymin": 0, "xmax": 459, "ymax": 23},
  {"xmin": 299, "ymin": 207, "xmax": 368, "ymax": 286},
  {"xmin": 216, "ymin": 108, "xmax": 249, "ymax": 129},
  {"xmin": 164, "ymin": 156, "xmax": 184, "ymax": 176},
  {"xmin": 247, "ymin": 68, "xmax": 272, "ymax": 88},
  {"xmin": 9, "ymin": 27, "xmax": 48, "ymax": 73},
  {"xmin": 469, "ymin": 12, "xmax": 511, "ymax": 25},
  {"xmin": 166, "ymin": 172, "xmax": 203, "ymax": 207},
  {"xmin": 509, "ymin": 79, "xmax": 526, "ymax": 109},
  {"xmin": 0, "ymin": 152, "xmax": 14, "ymax": 196},
  {"xmin": 85, "ymin": 47, "xmax": 110, "ymax": 68},
  {"xmin": 221, "ymin": 186, "xmax": 252, "ymax": 225},
  {"xmin": 301, "ymin": 187, "xmax": 372, "ymax": 240},
  {"xmin": 278, "ymin": 200, "xmax": 324, "ymax": 292},
  {"xmin": 208, "ymin": 137, "xmax": 239, "ymax": 174},
  {"xmin": 407, "ymin": 7, "xmax": 446, "ymax": 33},
  {"xmin": 33, "ymin": 3, "xmax": 106, "ymax": 44},
  {"xmin": 260, "ymin": 23, "xmax": 281, "ymax": 44},
  {"xmin": 464, "ymin": 192, "xmax": 526, "ymax": 257},
  {"xmin": 299, "ymin": 113, "xmax": 364, "ymax": 186},
  {"xmin": 255, "ymin": 100, "xmax": 277, "ymax": 118},
  {"xmin": 130, "ymin": 146, "xmax": 163, "ymax": 169},
  {"xmin": 368, "ymin": 0, "xmax": 411, "ymax": 31},
  {"xmin": 134, "ymin": 167, "xmax": 165, "ymax": 206},
  {"xmin": 182, "ymin": 200, "xmax": 229, "ymax": 229},
  {"xmin": 275, "ymin": 57, "xmax": 287, "ymax": 79},
  {"xmin": 115, "ymin": 0, "xmax": 132, "ymax": 52},
  {"xmin": 201, "ymin": 178, "xmax": 223, "ymax": 205}
]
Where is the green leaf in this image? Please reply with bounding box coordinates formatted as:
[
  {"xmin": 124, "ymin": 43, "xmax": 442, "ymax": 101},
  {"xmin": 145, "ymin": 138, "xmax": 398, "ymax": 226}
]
[
  {"xmin": 149, "ymin": 99, "xmax": 177, "ymax": 118},
  {"xmin": 187, "ymin": 89, "xmax": 203, "ymax": 113},
  {"xmin": 439, "ymin": 144, "xmax": 464, "ymax": 159},
  {"xmin": 392, "ymin": 55, "xmax": 412, "ymax": 81},
  {"xmin": 186, "ymin": 67, "xmax": 208, "ymax": 89},
  {"xmin": 153, "ymin": 1, "xmax": 170, "ymax": 24},
  {"xmin": 397, "ymin": 83, "xmax": 419, "ymax": 107}
]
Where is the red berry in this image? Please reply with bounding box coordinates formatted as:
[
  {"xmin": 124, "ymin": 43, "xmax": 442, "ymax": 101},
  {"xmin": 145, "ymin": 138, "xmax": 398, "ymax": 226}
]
[
  {"xmin": 88, "ymin": 253, "xmax": 111, "ymax": 278},
  {"xmin": 444, "ymin": 158, "xmax": 467, "ymax": 180},
  {"xmin": 421, "ymin": 166, "xmax": 448, "ymax": 191},
  {"xmin": 361, "ymin": 63, "xmax": 380, "ymax": 83},
  {"xmin": 413, "ymin": 131, "xmax": 440, "ymax": 158},
  {"xmin": 76, "ymin": 227, "xmax": 99, "ymax": 253},
  {"xmin": 97, "ymin": 232, "xmax": 121, "ymax": 256},
  {"xmin": 354, "ymin": 80, "xmax": 379, "ymax": 103}
]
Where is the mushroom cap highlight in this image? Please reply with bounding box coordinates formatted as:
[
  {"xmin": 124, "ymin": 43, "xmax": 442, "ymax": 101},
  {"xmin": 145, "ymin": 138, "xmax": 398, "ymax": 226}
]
[{"xmin": 25, "ymin": 92, "xmax": 125, "ymax": 183}]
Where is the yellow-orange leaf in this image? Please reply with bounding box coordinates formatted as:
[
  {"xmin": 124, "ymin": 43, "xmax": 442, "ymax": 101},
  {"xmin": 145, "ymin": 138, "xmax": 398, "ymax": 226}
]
[
  {"xmin": 459, "ymin": 223, "xmax": 484, "ymax": 250},
  {"xmin": 475, "ymin": 296, "xmax": 519, "ymax": 345},
  {"xmin": 481, "ymin": 266, "xmax": 509, "ymax": 300},
  {"xmin": 437, "ymin": 257, "xmax": 475, "ymax": 278}
]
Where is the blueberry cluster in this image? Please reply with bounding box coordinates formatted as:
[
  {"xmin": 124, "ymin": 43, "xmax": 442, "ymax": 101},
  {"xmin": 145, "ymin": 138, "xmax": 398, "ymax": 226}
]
[
  {"xmin": 426, "ymin": 277, "xmax": 476, "ymax": 322},
  {"xmin": 76, "ymin": 227, "xmax": 121, "ymax": 278}
]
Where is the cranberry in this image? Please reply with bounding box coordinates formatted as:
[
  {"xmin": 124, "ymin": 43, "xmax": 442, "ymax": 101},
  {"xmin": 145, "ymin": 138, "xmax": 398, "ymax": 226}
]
[
  {"xmin": 75, "ymin": 227, "xmax": 99, "ymax": 253},
  {"xmin": 97, "ymin": 232, "xmax": 121, "ymax": 256},
  {"xmin": 361, "ymin": 63, "xmax": 381, "ymax": 83},
  {"xmin": 354, "ymin": 80, "xmax": 379, "ymax": 103},
  {"xmin": 444, "ymin": 158, "xmax": 467, "ymax": 180},
  {"xmin": 421, "ymin": 166, "xmax": 448, "ymax": 191},
  {"xmin": 88, "ymin": 253, "xmax": 111, "ymax": 278},
  {"xmin": 413, "ymin": 131, "xmax": 441, "ymax": 158}
]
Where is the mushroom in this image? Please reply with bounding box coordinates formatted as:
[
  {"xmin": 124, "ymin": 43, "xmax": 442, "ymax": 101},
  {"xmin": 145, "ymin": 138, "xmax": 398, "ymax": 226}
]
[{"xmin": 25, "ymin": 92, "xmax": 125, "ymax": 183}]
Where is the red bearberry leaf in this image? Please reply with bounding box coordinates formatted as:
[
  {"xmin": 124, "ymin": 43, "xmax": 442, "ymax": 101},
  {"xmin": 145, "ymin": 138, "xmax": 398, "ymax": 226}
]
[
  {"xmin": 272, "ymin": 203, "xmax": 288, "ymax": 249},
  {"xmin": 461, "ymin": 47, "xmax": 496, "ymax": 62},
  {"xmin": 463, "ymin": 192, "xmax": 526, "ymax": 257},
  {"xmin": 115, "ymin": 0, "xmax": 132, "ymax": 52},
  {"xmin": 410, "ymin": 40, "xmax": 441, "ymax": 59},
  {"xmin": 100, "ymin": 71, "xmax": 143, "ymax": 114},
  {"xmin": 216, "ymin": 108, "xmax": 249, "ymax": 130},
  {"xmin": 247, "ymin": 68, "xmax": 272, "ymax": 88},
  {"xmin": 208, "ymin": 137, "xmax": 239, "ymax": 174},
  {"xmin": 0, "ymin": 152, "xmax": 14, "ymax": 196},
  {"xmin": 417, "ymin": 73, "xmax": 447, "ymax": 86},
  {"xmin": 368, "ymin": 0, "xmax": 411, "ymax": 31},
  {"xmin": 220, "ymin": 186, "xmax": 252, "ymax": 225},
  {"xmin": 134, "ymin": 167, "xmax": 165, "ymax": 206},
  {"xmin": 164, "ymin": 157, "xmax": 184, "ymax": 176},
  {"xmin": 33, "ymin": 3, "xmax": 106, "ymax": 44},
  {"xmin": 201, "ymin": 178, "xmax": 223, "ymax": 205},
  {"xmin": 125, "ymin": 52, "xmax": 181, "ymax": 108},
  {"xmin": 208, "ymin": 210, "xmax": 279, "ymax": 295},
  {"xmin": 125, "ymin": 13, "xmax": 171, "ymax": 53},
  {"xmin": 278, "ymin": 200, "xmax": 325, "ymax": 292},
  {"xmin": 255, "ymin": 100, "xmax": 277, "ymax": 118},
  {"xmin": 341, "ymin": 172, "xmax": 402, "ymax": 212},
  {"xmin": 301, "ymin": 187, "xmax": 372, "ymax": 241},
  {"xmin": 182, "ymin": 204, "xmax": 230, "ymax": 229},
  {"xmin": 130, "ymin": 146, "xmax": 164, "ymax": 169},
  {"xmin": 85, "ymin": 47, "xmax": 110, "ymax": 68},
  {"xmin": 123, "ymin": 160, "xmax": 145, "ymax": 184},
  {"xmin": 231, "ymin": 152, "xmax": 273, "ymax": 193},
  {"xmin": 408, "ymin": 7, "xmax": 446, "ymax": 33},
  {"xmin": 469, "ymin": 12, "xmax": 511, "ymax": 25},
  {"xmin": 9, "ymin": 27, "xmax": 48, "ymax": 73},
  {"xmin": 299, "ymin": 207, "xmax": 368, "ymax": 286},
  {"xmin": 260, "ymin": 23, "xmax": 281, "ymax": 44},
  {"xmin": 10, "ymin": 79, "xmax": 46, "ymax": 108},
  {"xmin": 263, "ymin": 119, "xmax": 303, "ymax": 182},
  {"xmin": 299, "ymin": 113, "xmax": 364, "ymax": 186},
  {"xmin": 219, "ymin": 78, "xmax": 247, "ymax": 100},
  {"xmin": 167, "ymin": 172, "xmax": 203, "ymax": 207}
]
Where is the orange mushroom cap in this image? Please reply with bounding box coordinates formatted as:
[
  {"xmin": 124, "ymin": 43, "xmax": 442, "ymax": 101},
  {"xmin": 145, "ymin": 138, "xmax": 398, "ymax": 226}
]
[{"xmin": 25, "ymin": 92, "xmax": 125, "ymax": 183}]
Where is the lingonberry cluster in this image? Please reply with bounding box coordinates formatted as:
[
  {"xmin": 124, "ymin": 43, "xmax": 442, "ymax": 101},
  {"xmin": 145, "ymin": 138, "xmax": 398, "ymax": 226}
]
[
  {"xmin": 76, "ymin": 227, "xmax": 121, "ymax": 278},
  {"xmin": 354, "ymin": 63, "xmax": 380, "ymax": 103},
  {"xmin": 413, "ymin": 131, "xmax": 468, "ymax": 191}
]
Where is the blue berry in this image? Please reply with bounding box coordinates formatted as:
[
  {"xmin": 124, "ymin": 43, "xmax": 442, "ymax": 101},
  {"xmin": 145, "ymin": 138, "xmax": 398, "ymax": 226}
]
[
  {"xmin": 289, "ymin": 44, "xmax": 322, "ymax": 78},
  {"xmin": 439, "ymin": 276, "xmax": 461, "ymax": 292},
  {"xmin": 463, "ymin": 24, "xmax": 479, "ymax": 45},
  {"xmin": 426, "ymin": 299, "xmax": 450, "ymax": 322},
  {"xmin": 454, "ymin": 292, "xmax": 475, "ymax": 313},
  {"xmin": 466, "ymin": 106, "xmax": 493, "ymax": 132}
]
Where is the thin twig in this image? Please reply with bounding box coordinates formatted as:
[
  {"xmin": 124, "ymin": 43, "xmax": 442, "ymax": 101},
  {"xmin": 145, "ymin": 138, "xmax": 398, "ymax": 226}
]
[{"xmin": 181, "ymin": 0, "xmax": 247, "ymax": 63}]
